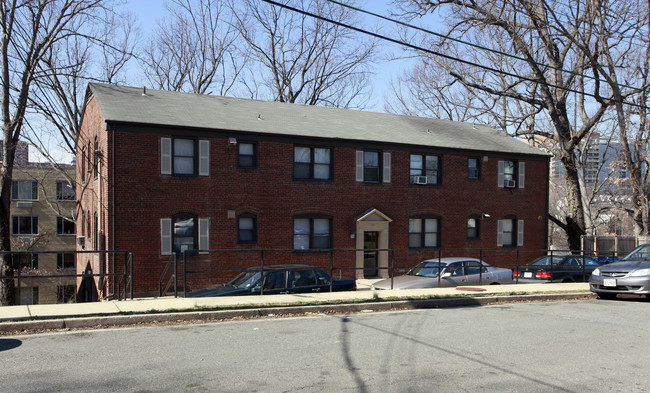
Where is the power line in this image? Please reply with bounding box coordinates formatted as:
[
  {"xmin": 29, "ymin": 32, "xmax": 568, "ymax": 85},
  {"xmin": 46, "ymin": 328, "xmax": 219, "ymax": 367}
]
[
  {"xmin": 260, "ymin": 0, "xmax": 649, "ymax": 110},
  {"xmin": 325, "ymin": 0, "xmax": 649, "ymax": 94}
]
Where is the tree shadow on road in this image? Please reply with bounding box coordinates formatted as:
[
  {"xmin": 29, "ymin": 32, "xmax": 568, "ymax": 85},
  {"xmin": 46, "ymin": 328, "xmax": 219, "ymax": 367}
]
[{"xmin": 0, "ymin": 338, "xmax": 22, "ymax": 352}]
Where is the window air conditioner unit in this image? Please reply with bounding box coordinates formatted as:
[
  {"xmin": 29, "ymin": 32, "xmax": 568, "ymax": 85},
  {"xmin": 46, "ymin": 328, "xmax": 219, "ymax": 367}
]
[
  {"xmin": 77, "ymin": 236, "xmax": 85, "ymax": 248},
  {"xmin": 505, "ymin": 180, "xmax": 517, "ymax": 188},
  {"xmin": 414, "ymin": 176, "xmax": 428, "ymax": 185}
]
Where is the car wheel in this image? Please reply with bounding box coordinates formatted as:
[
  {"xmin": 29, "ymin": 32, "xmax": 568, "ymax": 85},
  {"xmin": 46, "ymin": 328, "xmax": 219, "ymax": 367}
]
[{"xmin": 597, "ymin": 292, "xmax": 617, "ymax": 300}]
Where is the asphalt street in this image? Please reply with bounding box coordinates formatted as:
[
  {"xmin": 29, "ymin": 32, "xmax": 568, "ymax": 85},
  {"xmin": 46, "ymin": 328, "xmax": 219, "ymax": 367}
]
[{"xmin": 2, "ymin": 298, "xmax": 649, "ymax": 392}]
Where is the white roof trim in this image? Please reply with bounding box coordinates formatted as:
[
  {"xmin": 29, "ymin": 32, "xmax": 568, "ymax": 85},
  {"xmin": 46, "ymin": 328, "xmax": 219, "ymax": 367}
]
[{"xmin": 356, "ymin": 208, "xmax": 393, "ymax": 223}]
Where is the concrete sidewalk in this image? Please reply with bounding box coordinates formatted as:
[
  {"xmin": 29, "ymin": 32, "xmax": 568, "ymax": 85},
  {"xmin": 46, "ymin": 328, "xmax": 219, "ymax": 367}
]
[{"xmin": 0, "ymin": 282, "xmax": 593, "ymax": 334}]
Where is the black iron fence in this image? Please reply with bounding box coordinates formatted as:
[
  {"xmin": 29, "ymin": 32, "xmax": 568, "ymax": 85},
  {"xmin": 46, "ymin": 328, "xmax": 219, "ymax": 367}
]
[
  {"xmin": 160, "ymin": 247, "xmax": 620, "ymax": 297},
  {"xmin": 0, "ymin": 250, "xmax": 133, "ymax": 305},
  {"xmin": 0, "ymin": 247, "xmax": 616, "ymax": 304}
]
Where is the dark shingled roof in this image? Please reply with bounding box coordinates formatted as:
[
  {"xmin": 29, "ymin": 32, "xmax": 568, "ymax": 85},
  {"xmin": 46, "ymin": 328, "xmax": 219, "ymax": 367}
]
[{"xmin": 88, "ymin": 83, "xmax": 547, "ymax": 157}]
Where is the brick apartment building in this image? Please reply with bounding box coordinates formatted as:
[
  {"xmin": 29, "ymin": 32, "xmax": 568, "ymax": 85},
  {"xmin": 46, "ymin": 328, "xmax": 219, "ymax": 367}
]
[{"xmin": 77, "ymin": 83, "xmax": 550, "ymax": 298}]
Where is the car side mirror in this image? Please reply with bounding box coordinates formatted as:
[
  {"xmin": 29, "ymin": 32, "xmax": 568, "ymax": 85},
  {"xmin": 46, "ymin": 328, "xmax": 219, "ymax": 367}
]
[
  {"xmin": 251, "ymin": 286, "xmax": 261, "ymax": 293},
  {"xmin": 441, "ymin": 272, "xmax": 452, "ymax": 279}
]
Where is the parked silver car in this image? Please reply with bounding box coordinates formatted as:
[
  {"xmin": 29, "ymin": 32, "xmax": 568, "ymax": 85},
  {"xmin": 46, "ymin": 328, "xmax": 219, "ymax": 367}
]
[
  {"xmin": 590, "ymin": 243, "xmax": 650, "ymax": 299},
  {"xmin": 370, "ymin": 257, "xmax": 513, "ymax": 290}
]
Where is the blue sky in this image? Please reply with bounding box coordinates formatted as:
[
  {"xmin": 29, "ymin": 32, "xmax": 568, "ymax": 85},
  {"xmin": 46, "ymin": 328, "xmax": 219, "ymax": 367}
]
[
  {"xmin": 123, "ymin": 0, "xmax": 169, "ymax": 29},
  {"xmin": 119, "ymin": 0, "xmax": 420, "ymax": 112},
  {"xmin": 32, "ymin": 1, "xmax": 424, "ymax": 163}
]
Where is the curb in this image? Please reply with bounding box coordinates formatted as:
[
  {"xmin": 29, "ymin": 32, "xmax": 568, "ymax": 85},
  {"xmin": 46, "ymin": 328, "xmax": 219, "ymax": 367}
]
[{"xmin": 0, "ymin": 292, "xmax": 595, "ymax": 335}]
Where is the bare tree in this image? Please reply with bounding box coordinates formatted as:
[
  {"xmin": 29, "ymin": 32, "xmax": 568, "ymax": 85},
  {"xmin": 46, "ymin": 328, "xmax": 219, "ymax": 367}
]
[
  {"xmin": 233, "ymin": 0, "xmax": 377, "ymax": 108},
  {"xmin": 386, "ymin": 57, "xmax": 519, "ymax": 124},
  {"xmin": 1, "ymin": 0, "xmax": 112, "ymax": 306},
  {"xmin": 391, "ymin": 0, "xmax": 643, "ymax": 249},
  {"xmin": 100, "ymin": 10, "xmax": 137, "ymax": 86},
  {"xmin": 586, "ymin": 0, "xmax": 650, "ymax": 238},
  {"xmin": 141, "ymin": 0, "xmax": 243, "ymax": 95},
  {"xmin": 13, "ymin": 8, "xmax": 136, "ymax": 255},
  {"xmin": 25, "ymin": 8, "xmax": 137, "ymax": 158}
]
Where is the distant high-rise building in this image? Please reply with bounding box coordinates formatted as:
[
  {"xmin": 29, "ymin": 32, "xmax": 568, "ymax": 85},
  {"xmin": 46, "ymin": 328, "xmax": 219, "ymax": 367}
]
[
  {"xmin": 0, "ymin": 140, "xmax": 29, "ymax": 166},
  {"xmin": 523, "ymin": 133, "xmax": 633, "ymax": 186}
]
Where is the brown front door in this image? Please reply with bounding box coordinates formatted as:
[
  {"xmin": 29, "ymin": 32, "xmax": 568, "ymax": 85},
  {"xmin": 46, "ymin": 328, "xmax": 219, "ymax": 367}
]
[{"xmin": 363, "ymin": 231, "xmax": 379, "ymax": 277}]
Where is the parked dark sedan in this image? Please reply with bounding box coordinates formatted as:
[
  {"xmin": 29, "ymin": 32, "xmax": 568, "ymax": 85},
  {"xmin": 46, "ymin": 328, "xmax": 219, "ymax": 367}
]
[
  {"xmin": 513, "ymin": 255, "xmax": 602, "ymax": 283},
  {"xmin": 187, "ymin": 264, "xmax": 356, "ymax": 297},
  {"xmin": 590, "ymin": 243, "xmax": 650, "ymax": 299}
]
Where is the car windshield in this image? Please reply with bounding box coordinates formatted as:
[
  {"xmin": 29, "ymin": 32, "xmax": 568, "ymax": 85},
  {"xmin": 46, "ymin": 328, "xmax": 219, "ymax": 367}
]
[
  {"xmin": 407, "ymin": 261, "xmax": 447, "ymax": 278},
  {"xmin": 621, "ymin": 244, "xmax": 650, "ymax": 261},
  {"xmin": 228, "ymin": 271, "xmax": 262, "ymax": 289},
  {"xmin": 530, "ymin": 256, "xmax": 565, "ymax": 266}
]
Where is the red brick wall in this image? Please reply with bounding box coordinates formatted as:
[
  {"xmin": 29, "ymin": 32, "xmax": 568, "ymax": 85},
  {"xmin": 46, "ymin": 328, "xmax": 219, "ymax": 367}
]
[
  {"xmin": 93, "ymin": 127, "xmax": 550, "ymax": 296},
  {"xmin": 76, "ymin": 97, "xmax": 113, "ymax": 300}
]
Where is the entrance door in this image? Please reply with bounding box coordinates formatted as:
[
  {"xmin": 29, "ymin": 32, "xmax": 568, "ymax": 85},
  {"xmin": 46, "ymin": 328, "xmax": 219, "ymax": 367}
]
[{"xmin": 363, "ymin": 231, "xmax": 379, "ymax": 277}]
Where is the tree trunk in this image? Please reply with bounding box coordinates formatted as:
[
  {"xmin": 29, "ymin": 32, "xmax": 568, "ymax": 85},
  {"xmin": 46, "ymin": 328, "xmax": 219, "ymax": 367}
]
[
  {"xmin": 0, "ymin": 141, "xmax": 16, "ymax": 306},
  {"xmin": 561, "ymin": 154, "xmax": 586, "ymax": 250}
]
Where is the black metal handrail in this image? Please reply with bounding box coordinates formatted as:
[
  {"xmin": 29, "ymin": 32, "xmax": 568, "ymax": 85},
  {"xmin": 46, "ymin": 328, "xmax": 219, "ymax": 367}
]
[
  {"xmin": 158, "ymin": 253, "xmax": 177, "ymax": 297},
  {"xmin": 0, "ymin": 250, "xmax": 133, "ymax": 303}
]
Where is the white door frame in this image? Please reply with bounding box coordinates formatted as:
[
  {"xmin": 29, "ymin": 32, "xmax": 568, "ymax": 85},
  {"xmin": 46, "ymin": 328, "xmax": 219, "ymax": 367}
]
[{"xmin": 355, "ymin": 209, "xmax": 392, "ymax": 279}]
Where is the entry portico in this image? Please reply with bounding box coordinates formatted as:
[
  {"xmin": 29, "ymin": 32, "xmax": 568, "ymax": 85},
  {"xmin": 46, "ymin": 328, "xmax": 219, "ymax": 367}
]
[{"xmin": 355, "ymin": 208, "xmax": 392, "ymax": 279}]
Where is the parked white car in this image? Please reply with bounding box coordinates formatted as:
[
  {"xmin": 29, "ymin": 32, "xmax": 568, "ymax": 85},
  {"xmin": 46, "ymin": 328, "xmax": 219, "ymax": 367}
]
[
  {"xmin": 590, "ymin": 243, "xmax": 650, "ymax": 299},
  {"xmin": 370, "ymin": 257, "xmax": 513, "ymax": 290}
]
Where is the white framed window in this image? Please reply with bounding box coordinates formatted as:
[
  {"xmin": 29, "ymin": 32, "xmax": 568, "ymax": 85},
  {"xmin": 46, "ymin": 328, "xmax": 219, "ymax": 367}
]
[
  {"xmin": 57, "ymin": 285, "xmax": 76, "ymax": 304},
  {"xmin": 364, "ymin": 151, "xmax": 380, "ymax": 182},
  {"xmin": 498, "ymin": 161, "xmax": 525, "ymax": 188},
  {"xmin": 56, "ymin": 181, "xmax": 76, "ymax": 201},
  {"xmin": 294, "ymin": 146, "xmax": 332, "ymax": 180},
  {"xmin": 238, "ymin": 214, "xmax": 257, "ymax": 243},
  {"xmin": 12, "ymin": 216, "xmax": 38, "ymax": 235},
  {"xmin": 293, "ymin": 216, "xmax": 332, "ymax": 250},
  {"xmin": 356, "ymin": 151, "xmax": 391, "ymax": 183},
  {"xmin": 57, "ymin": 217, "xmax": 76, "ymax": 235},
  {"xmin": 409, "ymin": 217, "xmax": 440, "ymax": 248},
  {"xmin": 161, "ymin": 137, "xmax": 210, "ymax": 176},
  {"xmin": 238, "ymin": 142, "xmax": 257, "ymax": 169},
  {"xmin": 174, "ymin": 139, "xmax": 195, "ymax": 175},
  {"xmin": 467, "ymin": 216, "xmax": 480, "ymax": 239},
  {"xmin": 20, "ymin": 287, "xmax": 39, "ymax": 305},
  {"xmin": 173, "ymin": 214, "xmax": 196, "ymax": 254},
  {"xmin": 410, "ymin": 154, "xmax": 440, "ymax": 185},
  {"xmin": 468, "ymin": 157, "xmax": 480, "ymax": 179},
  {"xmin": 57, "ymin": 253, "xmax": 75, "ymax": 270},
  {"xmin": 11, "ymin": 181, "xmax": 37, "ymax": 200},
  {"xmin": 17, "ymin": 253, "xmax": 38, "ymax": 270},
  {"xmin": 497, "ymin": 218, "xmax": 524, "ymax": 247},
  {"xmin": 161, "ymin": 215, "xmax": 209, "ymax": 255}
]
